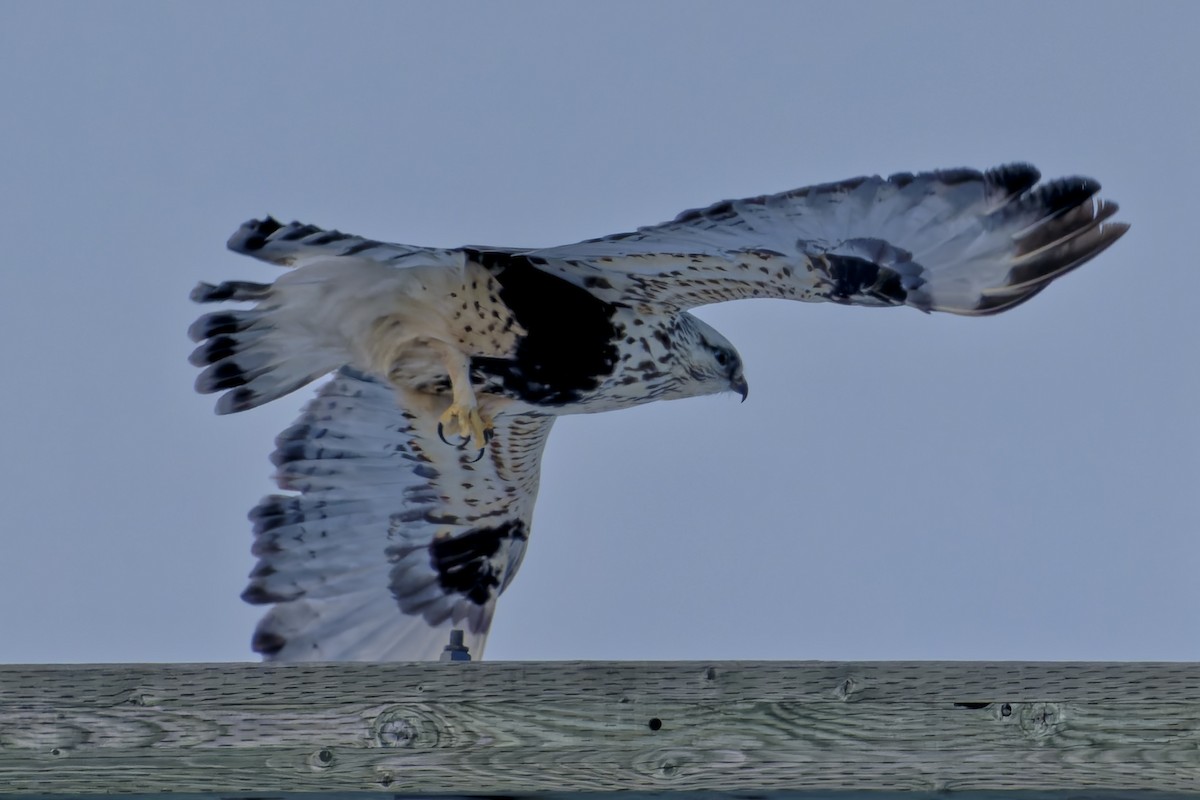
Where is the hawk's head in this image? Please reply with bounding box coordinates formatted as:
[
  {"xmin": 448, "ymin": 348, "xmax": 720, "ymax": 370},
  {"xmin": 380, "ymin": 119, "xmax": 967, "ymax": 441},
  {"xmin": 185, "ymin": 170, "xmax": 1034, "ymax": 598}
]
[{"xmin": 673, "ymin": 313, "xmax": 748, "ymax": 402}]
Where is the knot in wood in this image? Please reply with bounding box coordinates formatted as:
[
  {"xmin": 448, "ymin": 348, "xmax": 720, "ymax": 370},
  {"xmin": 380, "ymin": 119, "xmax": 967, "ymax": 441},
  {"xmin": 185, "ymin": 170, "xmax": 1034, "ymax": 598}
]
[
  {"xmin": 372, "ymin": 705, "xmax": 440, "ymax": 748},
  {"xmin": 833, "ymin": 675, "xmax": 863, "ymax": 701},
  {"xmin": 373, "ymin": 714, "xmax": 418, "ymax": 747},
  {"xmin": 308, "ymin": 747, "xmax": 336, "ymax": 770},
  {"xmin": 633, "ymin": 749, "xmax": 689, "ymax": 782},
  {"xmin": 1016, "ymin": 702, "xmax": 1064, "ymax": 740}
]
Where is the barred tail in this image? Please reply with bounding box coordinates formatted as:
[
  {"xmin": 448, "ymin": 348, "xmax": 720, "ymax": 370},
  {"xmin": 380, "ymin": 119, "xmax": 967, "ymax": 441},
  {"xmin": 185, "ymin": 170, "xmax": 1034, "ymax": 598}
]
[{"xmin": 188, "ymin": 280, "xmax": 345, "ymax": 414}]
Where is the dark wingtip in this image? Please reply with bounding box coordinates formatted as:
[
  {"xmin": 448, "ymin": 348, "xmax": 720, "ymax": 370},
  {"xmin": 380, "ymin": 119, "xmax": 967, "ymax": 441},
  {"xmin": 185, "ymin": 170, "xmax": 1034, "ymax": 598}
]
[
  {"xmin": 250, "ymin": 627, "xmax": 287, "ymax": 655},
  {"xmin": 187, "ymin": 336, "xmax": 237, "ymax": 367},
  {"xmin": 985, "ymin": 163, "xmax": 1041, "ymax": 198},
  {"xmin": 249, "ymin": 495, "xmax": 298, "ymax": 533},
  {"xmin": 187, "ymin": 312, "xmax": 222, "ymax": 342},
  {"xmin": 187, "ymin": 311, "xmax": 257, "ymax": 343},
  {"xmin": 195, "ymin": 361, "xmax": 248, "ymax": 393},
  {"xmin": 242, "ymin": 583, "xmax": 298, "ymax": 605},
  {"xmin": 1035, "ymin": 176, "xmax": 1103, "ymax": 213},
  {"xmin": 190, "ymin": 282, "xmax": 220, "ymax": 303},
  {"xmin": 190, "ymin": 280, "xmax": 272, "ymax": 304},
  {"xmin": 214, "ymin": 386, "xmax": 259, "ymax": 415},
  {"xmin": 228, "ymin": 217, "xmax": 284, "ymax": 254}
]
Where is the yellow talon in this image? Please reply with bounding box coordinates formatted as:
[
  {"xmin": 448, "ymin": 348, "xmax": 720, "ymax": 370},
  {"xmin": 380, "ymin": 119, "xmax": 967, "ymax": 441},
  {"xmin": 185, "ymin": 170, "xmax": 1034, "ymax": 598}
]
[{"xmin": 438, "ymin": 403, "xmax": 493, "ymax": 449}]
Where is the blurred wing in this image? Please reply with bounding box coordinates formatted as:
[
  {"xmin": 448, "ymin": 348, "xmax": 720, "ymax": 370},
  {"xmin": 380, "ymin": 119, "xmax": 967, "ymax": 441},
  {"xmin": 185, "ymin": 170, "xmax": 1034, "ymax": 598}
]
[
  {"xmin": 243, "ymin": 368, "xmax": 554, "ymax": 661},
  {"xmin": 526, "ymin": 164, "xmax": 1128, "ymax": 316}
]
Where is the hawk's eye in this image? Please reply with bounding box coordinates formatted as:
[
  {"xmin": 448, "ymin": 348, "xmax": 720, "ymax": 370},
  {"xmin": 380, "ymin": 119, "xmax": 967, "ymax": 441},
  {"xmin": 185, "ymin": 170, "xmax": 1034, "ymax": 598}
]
[{"xmin": 714, "ymin": 350, "xmax": 729, "ymax": 367}]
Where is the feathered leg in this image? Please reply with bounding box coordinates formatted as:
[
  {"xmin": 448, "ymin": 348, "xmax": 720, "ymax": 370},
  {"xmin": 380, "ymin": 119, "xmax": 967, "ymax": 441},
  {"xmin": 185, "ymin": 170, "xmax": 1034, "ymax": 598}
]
[{"xmin": 431, "ymin": 343, "xmax": 493, "ymax": 449}]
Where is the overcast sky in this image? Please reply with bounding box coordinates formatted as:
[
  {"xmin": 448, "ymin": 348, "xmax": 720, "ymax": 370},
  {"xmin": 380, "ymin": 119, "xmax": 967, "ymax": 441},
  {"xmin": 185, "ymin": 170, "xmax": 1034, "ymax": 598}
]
[{"xmin": 1, "ymin": 2, "xmax": 1196, "ymax": 664}]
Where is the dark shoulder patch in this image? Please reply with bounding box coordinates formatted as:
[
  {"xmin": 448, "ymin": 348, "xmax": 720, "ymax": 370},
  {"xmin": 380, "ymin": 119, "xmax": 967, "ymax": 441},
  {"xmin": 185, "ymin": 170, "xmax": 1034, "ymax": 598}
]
[{"xmin": 466, "ymin": 250, "xmax": 619, "ymax": 405}]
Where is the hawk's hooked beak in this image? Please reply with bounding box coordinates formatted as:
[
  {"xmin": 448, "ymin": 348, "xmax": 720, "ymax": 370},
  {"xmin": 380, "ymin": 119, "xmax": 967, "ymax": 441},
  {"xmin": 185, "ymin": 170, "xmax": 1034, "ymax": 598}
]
[{"xmin": 731, "ymin": 372, "xmax": 749, "ymax": 403}]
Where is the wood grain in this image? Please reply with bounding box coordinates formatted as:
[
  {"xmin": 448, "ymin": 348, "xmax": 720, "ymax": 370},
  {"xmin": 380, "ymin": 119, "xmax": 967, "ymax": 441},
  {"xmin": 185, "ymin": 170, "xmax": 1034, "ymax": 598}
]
[{"xmin": 0, "ymin": 661, "xmax": 1197, "ymax": 796}]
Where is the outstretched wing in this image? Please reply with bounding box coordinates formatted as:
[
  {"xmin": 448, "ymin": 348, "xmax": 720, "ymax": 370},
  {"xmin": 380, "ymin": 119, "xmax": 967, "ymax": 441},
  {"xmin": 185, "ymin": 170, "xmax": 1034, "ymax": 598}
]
[
  {"xmin": 243, "ymin": 367, "xmax": 554, "ymax": 661},
  {"xmin": 525, "ymin": 164, "xmax": 1127, "ymax": 316}
]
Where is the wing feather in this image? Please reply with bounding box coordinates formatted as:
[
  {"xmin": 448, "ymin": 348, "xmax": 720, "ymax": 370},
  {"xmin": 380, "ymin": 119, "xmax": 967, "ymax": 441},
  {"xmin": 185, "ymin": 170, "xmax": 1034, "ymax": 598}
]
[
  {"xmin": 227, "ymin": 217, "xmax": 434, "ymax": 267},
  {"xmin": 525, "ymin": 164, "xmax": 1127, "ymax": 316},
  {"xmin": 243, "ymin": 367, "xmax": 553, "ymax": 661}
]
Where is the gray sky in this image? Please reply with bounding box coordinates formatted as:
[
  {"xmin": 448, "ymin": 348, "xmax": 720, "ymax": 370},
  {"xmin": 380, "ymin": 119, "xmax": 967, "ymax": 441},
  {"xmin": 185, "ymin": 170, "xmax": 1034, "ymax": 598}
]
[{"xmin": 1, "ymin": 2, "xmax": 1196, "ymax": 664}]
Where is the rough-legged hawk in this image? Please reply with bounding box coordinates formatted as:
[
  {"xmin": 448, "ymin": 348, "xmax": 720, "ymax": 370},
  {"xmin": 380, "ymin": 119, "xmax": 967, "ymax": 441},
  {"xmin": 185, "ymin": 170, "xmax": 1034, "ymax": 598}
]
[{"xmin": 189, "ymin": 164, "xmax": 1127, "ymax": 661}]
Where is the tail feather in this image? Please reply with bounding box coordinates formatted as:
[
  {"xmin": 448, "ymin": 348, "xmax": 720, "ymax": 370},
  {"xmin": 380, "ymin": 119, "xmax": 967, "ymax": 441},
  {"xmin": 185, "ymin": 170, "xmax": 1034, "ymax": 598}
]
[
  {"xmin": 198, "ymin": 352, "xmax": 344, "ymax": 415},
  {"xmin": 190, "ymin": 280, "xmax": 273, "ymax": 303},
  {"xmin": 249, "ymin": 590, "xmax": 487, "ymax": 662},
  {"xmin": 192, "ymin": 218, "xmax": 464, "ymax": 415},
  {"xmin": 187, "ymin": 309, "xmax": 269, "ymax": 343},
  {"xmin": 188, "ymin": 281, "xmax": 345, "ymax": 415}
]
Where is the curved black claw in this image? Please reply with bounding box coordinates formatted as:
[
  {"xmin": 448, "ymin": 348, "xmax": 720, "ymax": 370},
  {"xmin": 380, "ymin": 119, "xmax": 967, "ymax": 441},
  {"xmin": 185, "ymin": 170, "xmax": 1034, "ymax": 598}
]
[{"xmin": 439, "ymin": 420, "xmax": 493, "ymax": 458}]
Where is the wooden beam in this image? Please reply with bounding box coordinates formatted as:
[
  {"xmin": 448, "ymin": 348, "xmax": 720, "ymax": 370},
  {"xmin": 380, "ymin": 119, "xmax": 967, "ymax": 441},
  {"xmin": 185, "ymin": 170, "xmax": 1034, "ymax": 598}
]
[{"xmin": 1, "ymin": 661, "xmax": 1197, "ymax": 797}]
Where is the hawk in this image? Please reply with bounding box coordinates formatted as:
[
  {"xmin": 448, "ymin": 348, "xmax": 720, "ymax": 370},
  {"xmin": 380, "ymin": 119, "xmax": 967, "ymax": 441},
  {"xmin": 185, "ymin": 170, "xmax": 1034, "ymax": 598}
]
[{"xmin": 190, "ymin": 164, "xmax": 1127, "ymax": 661}]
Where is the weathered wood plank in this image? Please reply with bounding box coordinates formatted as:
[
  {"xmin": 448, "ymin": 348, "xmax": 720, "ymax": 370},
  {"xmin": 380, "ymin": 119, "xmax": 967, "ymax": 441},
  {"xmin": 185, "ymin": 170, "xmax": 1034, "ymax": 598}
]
[
  {"xmin": 3, "ymin": 700, "xmax": 1198, "ymax": 751},
  {"xmin": 4, "ymin": 744, "xmax": 1200, "ymax": 793},
  {"xmin": 0, "ymin": 661, "xmax": 1197, "ymax": 796},
  {"xmin": 4, "ymin": 796, "xmax": 1195, "ymax": 800},
  {"xmin": 2, "ymin": 661, "xmax": 1198, "ymax": 705}
]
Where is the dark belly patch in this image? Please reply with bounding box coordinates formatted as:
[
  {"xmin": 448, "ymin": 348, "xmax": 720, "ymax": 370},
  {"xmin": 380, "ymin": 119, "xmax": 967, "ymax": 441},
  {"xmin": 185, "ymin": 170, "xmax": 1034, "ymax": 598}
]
[{"xmin": 428, "ymin": 519, "xmax": 527, "ymax": 606}]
